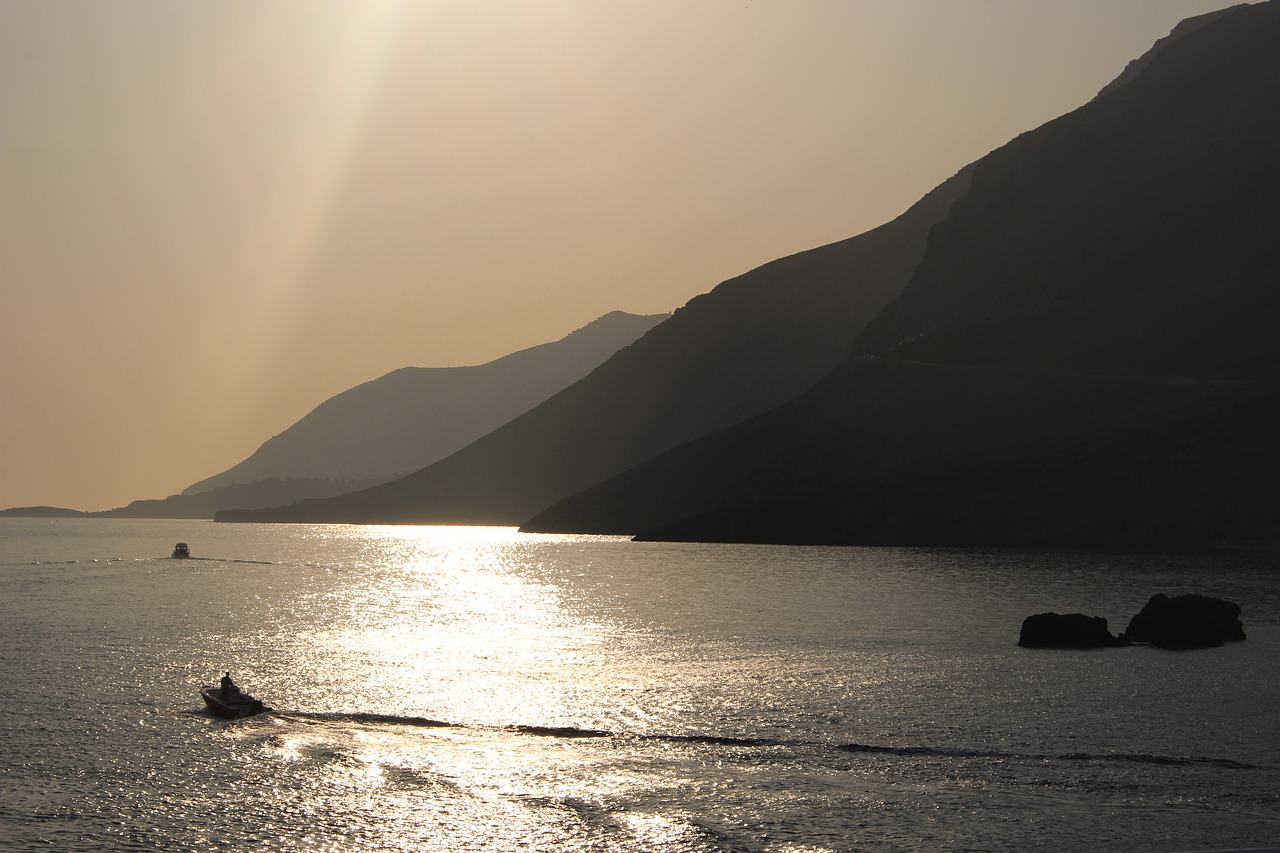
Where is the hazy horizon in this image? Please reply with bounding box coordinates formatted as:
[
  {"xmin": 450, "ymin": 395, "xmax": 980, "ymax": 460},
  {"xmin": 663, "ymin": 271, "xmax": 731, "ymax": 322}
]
[{"xmin": 0, "ymin": 0, "xmax": 1242, "ymax": 512}]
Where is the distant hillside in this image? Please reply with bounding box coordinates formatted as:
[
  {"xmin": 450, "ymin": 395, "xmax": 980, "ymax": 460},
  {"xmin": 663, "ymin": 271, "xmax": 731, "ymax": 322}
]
[
  {"xmin": 218, "ymin": 163, "xmax": 972, "ymax": 524},
  {"xmin": 188, "ymin": 311, "xmax": 666, "ymax": 494},
  {"xmin": 524, "ymin": 2, "xmax": 1280, "ymax": 548},
  {"xmin": 0, "ymin": 506, "xmax": 87, "ymax": 518},
  {"xmin": 94, "ymin": 477, "xmax": 395, "ymax": 519}
]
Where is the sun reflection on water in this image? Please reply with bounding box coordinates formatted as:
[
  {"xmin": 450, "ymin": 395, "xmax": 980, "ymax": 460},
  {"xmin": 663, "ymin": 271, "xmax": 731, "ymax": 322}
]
[
  {"xmin": 213, "ymin": 526, "xmax": 1019, "ymax": 850},
  {"xmin": 281, "ymin": 526, "xmax": 627, "ymax": 730}
]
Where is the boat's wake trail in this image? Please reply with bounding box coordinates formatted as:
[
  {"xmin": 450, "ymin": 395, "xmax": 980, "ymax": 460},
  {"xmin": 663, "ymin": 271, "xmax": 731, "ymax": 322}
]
[
  {"xmin": 276, "ymin": 711, "xmax": 460, "ymax": 729},
  {"xmin": 275, "ymin": 712, "xmax": 610, "ymax": 738},
  {"xmin": 170, "ymin": 556, "xmax": 275, "ymax": 564},
  {"xmin": 269, "ymin": 711, "xmax": 784, "ymax": 748},
  {"xmin": 265, "ymin": 712, "xmax": 1266, "ymax": 773},
  {"xmin": 838, "ymin": 742, "xmax": 1260, "ymax": 770}
]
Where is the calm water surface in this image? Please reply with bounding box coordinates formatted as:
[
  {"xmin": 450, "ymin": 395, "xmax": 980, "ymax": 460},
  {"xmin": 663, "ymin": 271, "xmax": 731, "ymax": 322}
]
[{"xmin": 1, "ymin": 518, "xmax": 1277, "ymax": 851}]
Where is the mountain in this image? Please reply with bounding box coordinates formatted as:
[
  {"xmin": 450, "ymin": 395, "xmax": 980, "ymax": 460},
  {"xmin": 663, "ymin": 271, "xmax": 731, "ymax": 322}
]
[
  {"xmin": 187, "ymin": 311, "xmax": 667, "ymax": 494},
  {"xmin": 523, "ymin": 2, "xmax": 1280, "ymax": 547},
  {"xmin": 217, "ymin": 166, "xmax": 972, "ymax": 524},
  {"xmin": 0, "ymin": 311, "xmax": 663, "ymax": 521},
  {"xmin": 1, "ymin": 478, "xmax": 396, "ymax": 520},
  {"xmin": 0, "ymin": 506, "xmax": 87, "ymax": 518},
  {"xmin": 94, "ymin": 477, "xmax": 396, "ymax": 519}
]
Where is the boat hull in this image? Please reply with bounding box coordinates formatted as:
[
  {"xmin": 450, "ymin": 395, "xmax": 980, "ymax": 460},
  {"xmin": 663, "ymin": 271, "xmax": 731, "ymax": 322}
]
[{"xmin": 200, "ymin": 686, "xmax": 266, "ymax": 719}]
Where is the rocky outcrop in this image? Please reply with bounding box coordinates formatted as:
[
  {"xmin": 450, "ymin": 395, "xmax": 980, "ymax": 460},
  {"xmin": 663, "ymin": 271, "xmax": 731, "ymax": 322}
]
[
  {"xmin": 1119, "ymin": 593, "xmax": 1246, "ymax": 649},
  {"xmin": 1018, "ymin": 612, "xmax": 1127, "ymax": 649}
]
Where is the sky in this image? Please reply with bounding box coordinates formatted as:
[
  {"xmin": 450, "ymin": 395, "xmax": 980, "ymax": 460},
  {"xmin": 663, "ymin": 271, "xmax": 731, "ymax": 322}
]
[{"xmin": 0, "ymin": 0, "xmax": 1244, "ymax": 512}]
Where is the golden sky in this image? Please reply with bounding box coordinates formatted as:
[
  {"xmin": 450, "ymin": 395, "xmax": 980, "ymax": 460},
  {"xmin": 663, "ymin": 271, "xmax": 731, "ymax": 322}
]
[{"xmin": 0, "ymin": 0, "xmax": 1240, "ymax": 511}]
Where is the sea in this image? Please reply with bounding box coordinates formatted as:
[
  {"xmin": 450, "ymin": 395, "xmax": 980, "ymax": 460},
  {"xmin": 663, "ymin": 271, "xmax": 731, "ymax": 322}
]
[{"xmin": 2, "ymin": 518, "xmax": 1278, "ymax": 852}]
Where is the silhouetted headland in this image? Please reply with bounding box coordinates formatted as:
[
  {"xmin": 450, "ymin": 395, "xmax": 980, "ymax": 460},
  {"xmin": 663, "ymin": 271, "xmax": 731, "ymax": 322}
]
[
  {"xmin": 523, "ymin": 3, "xmax": 1280, "ymax": 549},
  {"xmin": 226, "ymin": 3, "xmax": 1280, "ymax": 550}
]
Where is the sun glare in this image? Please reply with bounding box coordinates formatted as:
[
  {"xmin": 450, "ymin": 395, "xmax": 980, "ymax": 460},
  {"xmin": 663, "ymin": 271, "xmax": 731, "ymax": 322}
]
[
  {"xmin": 175, "ymin": 3, "xmax": 410, "ymax": 431},
  {"xmin": 300, "ymin": 525, "xmax": 609, "ymax": 726}
]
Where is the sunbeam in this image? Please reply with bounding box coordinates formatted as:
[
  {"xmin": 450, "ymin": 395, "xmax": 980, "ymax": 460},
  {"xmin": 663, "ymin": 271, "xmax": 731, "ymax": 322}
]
[{"xmin": 174, "ymin": 2, "xmax": 411, "ymax": 436}]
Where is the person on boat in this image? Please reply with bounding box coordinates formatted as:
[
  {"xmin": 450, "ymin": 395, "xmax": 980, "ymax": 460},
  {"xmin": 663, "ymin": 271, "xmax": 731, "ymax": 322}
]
[{"xmin": 220, "ymin": 672, "xmax": 237, "ymax": 700}]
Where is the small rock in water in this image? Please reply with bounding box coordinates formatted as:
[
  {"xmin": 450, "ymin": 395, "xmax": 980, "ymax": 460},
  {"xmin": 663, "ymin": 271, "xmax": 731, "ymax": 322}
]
[
  {"xmin": 1118, "ymin": 593, "xmax": 1246, "ymax": 649},
  {"xmin": 1018, "ymin": 612, "xmax": 1127, "ymax": 648}
]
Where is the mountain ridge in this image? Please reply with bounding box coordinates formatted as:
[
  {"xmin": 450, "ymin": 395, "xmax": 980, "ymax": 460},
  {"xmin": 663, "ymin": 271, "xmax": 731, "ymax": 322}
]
[
  {"xmin": 4, "ymin": 311, "xmax": 664, "ymax": 519},
  {"xmin": 217, "ymin": 164, "xmax": 972, "ymax": 524},
  {"xmin": 187, "ymin": 310, "xmax": 667, "ymax": 494},
  {"xmin": 223, "ymin": 3, "xmax": 1280, "ymax": 543},
  {"xmin": 524, "ymin": 0, "xmax": 1280, "ymax": 547}
]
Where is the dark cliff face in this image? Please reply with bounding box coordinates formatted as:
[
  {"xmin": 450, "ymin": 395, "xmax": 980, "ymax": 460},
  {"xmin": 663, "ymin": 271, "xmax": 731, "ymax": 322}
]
[
  {"xmin": 851, "ymin": 0, "xmax": 1280, "ymax": 379},
  {"xmin": 219, "ymin": 164, "xmax": 972, "ymax": 524},
  {"xmin": 526, "ymin": 1, "xmax": 1280, "ymax": 547}
]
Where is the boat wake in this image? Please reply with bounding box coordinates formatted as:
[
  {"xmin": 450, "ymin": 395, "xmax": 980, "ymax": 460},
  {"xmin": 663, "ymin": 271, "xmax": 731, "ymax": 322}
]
[
  {"xmin": 838, "ymin": 742, "xmax": 1259, "ymax": 770},
  {"xmin": 270, "ymin": 711, "xmax": 787, "ymax": 749},
  {"xmin": 23, "ymin": 558, "xmax": 137, "ymax": 566},
  {"xmin": 280, "ymin": 711, "xmax": 459, "ymax": 729},
  {"xmin": 20, "ymin": 556, "xmax": 275, "ymax": 566},
  {"xmin": 167, "ymin": 556, "xmax": 275, "ymax": 564},
  {"xmin": 243, "ymin": 712, "xmax": 1263, "ymax": 772}
]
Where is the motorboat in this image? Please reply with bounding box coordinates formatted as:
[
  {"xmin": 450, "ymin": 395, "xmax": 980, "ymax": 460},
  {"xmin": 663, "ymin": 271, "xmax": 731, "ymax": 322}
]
[
  {"xmin": 172, "ymin": 542, "xmax": 190, "ymax": 559},
  {"xmin": 200, "ymin": 682, "xmax": 266, "ymax": 719}
]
